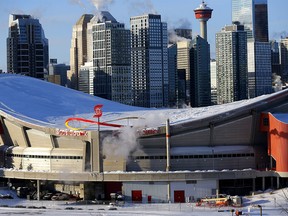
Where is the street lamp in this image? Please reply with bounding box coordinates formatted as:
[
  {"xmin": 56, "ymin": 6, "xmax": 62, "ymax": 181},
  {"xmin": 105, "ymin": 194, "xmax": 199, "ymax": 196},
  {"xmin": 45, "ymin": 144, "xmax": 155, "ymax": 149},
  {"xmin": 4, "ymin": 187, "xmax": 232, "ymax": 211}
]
[
  {"xmin": 257, "ymin": 204, "xmax": 262, "ymax": 216},
  {"xmin": 252, "ymin": 204, "xmax": 262, "ymax": 216}
]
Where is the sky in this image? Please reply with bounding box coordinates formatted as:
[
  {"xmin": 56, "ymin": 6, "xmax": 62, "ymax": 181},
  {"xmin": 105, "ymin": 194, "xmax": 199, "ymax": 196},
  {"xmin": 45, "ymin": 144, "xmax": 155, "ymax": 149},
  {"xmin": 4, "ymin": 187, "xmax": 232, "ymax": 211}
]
[{"xmin": 0, "ymin": 0, "xmax": 288, "ymax": 71}]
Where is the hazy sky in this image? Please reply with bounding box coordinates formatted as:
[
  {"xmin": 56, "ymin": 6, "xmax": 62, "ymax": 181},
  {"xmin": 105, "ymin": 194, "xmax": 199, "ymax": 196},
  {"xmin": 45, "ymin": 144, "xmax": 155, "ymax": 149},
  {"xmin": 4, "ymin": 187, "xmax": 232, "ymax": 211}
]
[{"xmin": 0, "ymin": 0, "xmax": 287, "ymax": 71}]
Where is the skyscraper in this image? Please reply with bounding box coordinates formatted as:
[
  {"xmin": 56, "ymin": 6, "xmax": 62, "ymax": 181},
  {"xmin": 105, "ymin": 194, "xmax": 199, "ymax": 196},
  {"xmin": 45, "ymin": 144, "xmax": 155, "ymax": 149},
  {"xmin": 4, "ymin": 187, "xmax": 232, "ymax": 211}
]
[
  {"xmin": 79, "ymin": 61, "xmax": 94, "ymax": 95},
  {"xmin": 69, "ymin": 14, "xmax": 94, "ymax": 90},
  {"xmin": 93, "ymin": 11, "xmax": 131, "ymax": 105},
  {"xmin": 190, "ymin": 36, "xmax": 211, "ymax": 107},
  {"xmin": 232, "ymin": 0, "xmax": 272, "ymax": 98},
  {"xmin": 216, "ymin": 24, "xmax": 248, "ymax": 104},
  {"xmin": 247, "ymin": 41, "xmax": 272, "ymax": 98},
  {"xmin": 177, "ymin": 41, "xmax": 192, "ymax": 105},
  {"xmin": 130, "ymin": 14, "xmax": 168, "ymax": 108},
  {"xmin": 270, "ymin": 40, "xmax": 281, "ymax": 79},
  {"xmin": 48, "ymin": 59, "xmax": 69, "ymax": 87},
  {"xmin": 232, "ymin": 0, "xmax": 268, "ymax": 42},
  {"xmin": 168, "ymin": 44, "xmax": 177, "ymax": 107},
  {"xmin": 280, "ymin": 38, "xmax": 288, "ymax": 83},
  {"xmin": 7, "ymin": 14, "xmax": 49, "ymax": 79}
]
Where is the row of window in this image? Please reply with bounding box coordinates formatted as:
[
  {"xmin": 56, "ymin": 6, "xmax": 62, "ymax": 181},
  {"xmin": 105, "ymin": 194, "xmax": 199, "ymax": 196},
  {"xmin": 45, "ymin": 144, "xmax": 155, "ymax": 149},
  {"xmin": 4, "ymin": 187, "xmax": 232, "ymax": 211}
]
[
  {"xmin": 132, "ymin": 153, "xmax": 254, "ymax": 160},
  {"xmin": 6, "ymin": 154, "xmax": 83, "ymax": 160}
]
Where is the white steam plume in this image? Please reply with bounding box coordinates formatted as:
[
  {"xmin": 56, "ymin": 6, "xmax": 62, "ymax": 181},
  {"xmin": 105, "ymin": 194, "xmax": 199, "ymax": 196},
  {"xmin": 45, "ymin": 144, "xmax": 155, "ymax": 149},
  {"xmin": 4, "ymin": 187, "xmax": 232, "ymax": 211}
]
[
  {"xmin": 102, "ymin": 112, "xmax": 169, "ymax": 160},
  {"xmin": 102, "ymin": 127, "xmax": 139, "ymax": 160},
  {"xmin": 175, "ymin": 18, "xmax": 192, "ymax": 29},
  {"xmin": 90, "ymin": 0, "xmax": 114, "ymax": 10},
  {"xmin": 69, "ymin": 0, "xmax": 85, "ymax": 7},
  {"xmin": 272, "ymin": 73, "xmax": 283, "ymax": 92},
  {"xmin": 168, "ymin": 29, "xmax": 191, "ymax": 44},
  {"xmin": 127, "ymin": 0, "xmax": 157, "ymax": 15}
]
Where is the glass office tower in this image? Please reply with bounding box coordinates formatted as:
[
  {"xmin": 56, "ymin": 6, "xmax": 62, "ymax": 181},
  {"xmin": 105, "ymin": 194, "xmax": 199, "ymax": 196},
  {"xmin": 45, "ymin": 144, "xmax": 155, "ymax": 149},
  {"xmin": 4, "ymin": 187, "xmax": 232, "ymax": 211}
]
[
  {"xmin": 130, "ymin": 14, "xmax": 168, "ymax": 108},
  {"xmin": 7, "ymin": 14, "xmax": 49, "ymax": 79},
  {"xmin": 232, "ymin": 0, "xmax": 272, "ymax": 98},
  {"xmin": 232, "ymin": 0, "xmax": 268, "ymax": 42}
]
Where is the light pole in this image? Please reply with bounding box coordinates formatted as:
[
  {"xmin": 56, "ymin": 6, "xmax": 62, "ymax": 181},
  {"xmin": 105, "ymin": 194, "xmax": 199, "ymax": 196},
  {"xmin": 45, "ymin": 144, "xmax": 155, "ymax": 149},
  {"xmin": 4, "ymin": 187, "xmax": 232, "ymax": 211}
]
[{"xmin": 257, "ymin": 204, "xmax": 262, "ymax": 216}]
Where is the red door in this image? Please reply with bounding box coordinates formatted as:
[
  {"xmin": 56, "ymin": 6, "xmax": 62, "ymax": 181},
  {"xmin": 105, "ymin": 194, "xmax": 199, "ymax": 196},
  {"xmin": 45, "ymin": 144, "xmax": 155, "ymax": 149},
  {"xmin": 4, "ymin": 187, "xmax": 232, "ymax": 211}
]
[
  {"xmin": 148, "ymin": 195, "xmax": 152, "ymax": 203},
  {"xmin": 174, "ymin": 190, "xmax": 185, "ymax": 203},
  {"xmin": 132, "ymin": 190, "xmax": 142, "ymax": 202}
]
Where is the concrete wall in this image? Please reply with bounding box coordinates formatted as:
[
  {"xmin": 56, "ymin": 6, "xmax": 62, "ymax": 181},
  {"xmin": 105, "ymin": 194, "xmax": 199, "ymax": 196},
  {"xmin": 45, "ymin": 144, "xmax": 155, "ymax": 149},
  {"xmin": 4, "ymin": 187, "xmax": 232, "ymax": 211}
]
[{"xmin": 4, "ymin": 119, "xmax": 28, "ymax": 147}]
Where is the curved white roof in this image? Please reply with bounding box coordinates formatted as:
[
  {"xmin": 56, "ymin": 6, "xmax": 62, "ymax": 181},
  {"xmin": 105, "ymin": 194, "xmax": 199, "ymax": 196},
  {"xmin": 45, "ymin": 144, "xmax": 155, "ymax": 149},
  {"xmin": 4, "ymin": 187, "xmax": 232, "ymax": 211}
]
[{"xmin": 0, "ymin": 74, "xmax": 282, "ymax": 130}]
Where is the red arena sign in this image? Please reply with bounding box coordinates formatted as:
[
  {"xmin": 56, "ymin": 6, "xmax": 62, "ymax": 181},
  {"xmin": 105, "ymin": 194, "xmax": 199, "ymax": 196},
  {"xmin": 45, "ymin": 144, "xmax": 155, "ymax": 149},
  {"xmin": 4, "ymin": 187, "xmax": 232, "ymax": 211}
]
[{"xmin": 56, "ymin": 129, "xmax": 88, "ymax": 137}]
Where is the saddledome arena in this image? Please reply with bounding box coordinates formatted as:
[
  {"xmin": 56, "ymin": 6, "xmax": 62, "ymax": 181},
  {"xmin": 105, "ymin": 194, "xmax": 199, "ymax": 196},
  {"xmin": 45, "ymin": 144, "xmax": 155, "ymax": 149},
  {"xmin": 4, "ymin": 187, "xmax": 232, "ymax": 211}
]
[{"xmin": 0, "ymin": 74, "xmax": 288, "ymax": 203}]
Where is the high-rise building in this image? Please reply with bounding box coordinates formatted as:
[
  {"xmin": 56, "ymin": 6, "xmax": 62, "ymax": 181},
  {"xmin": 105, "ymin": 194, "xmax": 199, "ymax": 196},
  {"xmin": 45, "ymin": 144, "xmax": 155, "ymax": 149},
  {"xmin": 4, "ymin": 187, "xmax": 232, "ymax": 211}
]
[
  {"xmin": 79, "ymin": 61, "xmax": 94, "ymax": 95},
  {"xmin": 232, "ymin": 0, "xmax": 268, "ymax": 42},
  {"xmin": 190, "ymin": 36, "xmax": 211, "ymax": 107},
  {"xmin": 280, "ymin": 38, "xmax": 288, "ymax": 83},
  {"xmin": 93, "ymin": 11, "xmax": 131, "ymax": 105},
  {"xmin": 270, "ymin": 40, "xmax": 281, "ymax": 79},
  {"xmin": 48, "ymin": 59, "xmax": 69, "ymax": 87},
  {"xmin": 232, "ymin": 0, "xmax": 272, "ymax": 98},
  {"xmin": 69, "ymin": 14, "xmax": 94, "ymax": 90},
  {"xmin": 7, "ymin": 14, "xmax": 49, "ymax": 79},
  {"xmin": 210, "ymin": 59, "xmax": 217, "ymax": 105},
  {"xmin": 130, "ymin": 14, "xmax": 168, "ymax": 108},
  {"xmin": 248, "ymin": 41, "xmax": 272, "ymax": 98},
  {"xmin": 177, "ymin": 41, "xmax": 192, "ymax": 105},
  {"xmin": 168, "ymin": 44, "xmax": 177, "ymax": 107},
  {"xmin": 216, "ymin": 24, "xmax": 248, "ymax": 104}
]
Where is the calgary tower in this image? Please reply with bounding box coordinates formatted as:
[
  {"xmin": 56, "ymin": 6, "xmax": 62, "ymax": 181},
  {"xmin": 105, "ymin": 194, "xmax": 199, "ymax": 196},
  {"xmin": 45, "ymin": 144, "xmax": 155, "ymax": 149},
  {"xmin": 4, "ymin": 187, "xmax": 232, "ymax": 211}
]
[{"xmin": 194, "ymin": 1, "xmax": 213, "ymax": 40}]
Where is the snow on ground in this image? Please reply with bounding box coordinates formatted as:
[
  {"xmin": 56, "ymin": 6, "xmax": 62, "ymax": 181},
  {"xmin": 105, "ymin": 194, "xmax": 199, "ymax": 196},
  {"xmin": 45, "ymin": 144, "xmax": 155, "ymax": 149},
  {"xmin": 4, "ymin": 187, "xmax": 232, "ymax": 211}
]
[
  {"xmin": 0, "ymin": 74, "xmax": 281, "ymax": 131},
  {"xmin": 0, "ymin": 188, "xmax": 288, "ymax": 215}
]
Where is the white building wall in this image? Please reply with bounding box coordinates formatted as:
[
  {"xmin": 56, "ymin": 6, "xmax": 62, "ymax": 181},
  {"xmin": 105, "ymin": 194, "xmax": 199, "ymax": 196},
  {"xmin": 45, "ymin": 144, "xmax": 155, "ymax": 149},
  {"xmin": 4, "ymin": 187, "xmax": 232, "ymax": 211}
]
[{"xmin": 123, "ymin": 180, "xmax": 217, "ymax": 203}]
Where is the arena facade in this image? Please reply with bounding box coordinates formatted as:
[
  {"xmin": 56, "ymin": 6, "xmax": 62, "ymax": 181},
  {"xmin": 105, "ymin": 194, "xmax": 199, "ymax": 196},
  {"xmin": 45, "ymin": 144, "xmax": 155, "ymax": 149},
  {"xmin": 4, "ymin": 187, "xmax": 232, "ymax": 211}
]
[{"xmin": 0, "ymin": 74, "xmax": 288, "ymax": 203}]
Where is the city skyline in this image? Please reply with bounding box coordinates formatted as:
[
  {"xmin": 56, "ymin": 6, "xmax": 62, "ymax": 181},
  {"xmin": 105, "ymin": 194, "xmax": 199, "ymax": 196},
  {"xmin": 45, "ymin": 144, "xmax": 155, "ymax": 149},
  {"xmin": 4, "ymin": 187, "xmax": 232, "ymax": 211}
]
[{"xmin": 0, "ymin": 0, "xmax": 288, "ymax": 71}]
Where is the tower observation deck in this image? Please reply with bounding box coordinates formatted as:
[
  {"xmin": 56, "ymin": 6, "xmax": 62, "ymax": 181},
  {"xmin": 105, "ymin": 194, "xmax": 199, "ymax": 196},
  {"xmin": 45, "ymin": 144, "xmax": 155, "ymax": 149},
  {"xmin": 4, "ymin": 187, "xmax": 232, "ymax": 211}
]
[{"xmin": 194, "ymin": 1, "xmax": 213, "ymax": 40}]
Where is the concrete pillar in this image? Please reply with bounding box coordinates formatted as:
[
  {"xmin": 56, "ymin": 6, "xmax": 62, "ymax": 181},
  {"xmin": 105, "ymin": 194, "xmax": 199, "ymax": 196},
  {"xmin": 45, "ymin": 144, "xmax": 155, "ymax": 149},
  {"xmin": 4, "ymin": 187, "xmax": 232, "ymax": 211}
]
[
  {"xmin": 166, "ymin": 119, "xmax": 171, "ymax": 172},
  {"xmin": 37, "ymin": 180, "xmax": 40, "ymax": 201},
  {"xmin": 252, "ymin": 178, "xmax": 256, "ymax": 192},
  {"xmin": 166, "ymin": 119, "xmax": 171, "ymax": 203},
  {"xmin": 91, "ymin": 131, "xmax": 102, "ymax": 172},
  {"xmin": 277, "ymin": 177, "xmax": 280, "ymax": 189},
  {"xmin": 167, "ymin": 181, "xmax": 171, "ymax": 203},
  {"xmin": 216, "ymin": 180, "xmax": 219, "ymax": 197},
  {"xmin": 262, "ymin": 177, "xmax": 265, "ymax": 191}
]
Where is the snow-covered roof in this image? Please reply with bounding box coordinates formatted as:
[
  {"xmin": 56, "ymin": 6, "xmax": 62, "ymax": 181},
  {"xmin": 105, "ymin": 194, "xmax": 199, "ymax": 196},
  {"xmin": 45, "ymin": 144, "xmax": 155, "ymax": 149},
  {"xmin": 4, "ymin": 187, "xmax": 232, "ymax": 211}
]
[{"xmin": 0, "ymin": 74, "xmax": 285, "ymax": 131}]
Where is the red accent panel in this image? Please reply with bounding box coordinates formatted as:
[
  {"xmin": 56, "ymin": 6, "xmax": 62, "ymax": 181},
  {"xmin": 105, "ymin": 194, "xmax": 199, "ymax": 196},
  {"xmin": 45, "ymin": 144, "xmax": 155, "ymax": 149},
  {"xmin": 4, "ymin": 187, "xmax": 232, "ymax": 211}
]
[
  {"xmin": 174, "ymin": 190, "xmax": 185, "ymax": 203},
  {"xmin": 267, "ymin": 113, "xmax": 288, "ymax": 172},
  {"xmin": 132, "ymin": 190, "xmax": 142, "ymax": 202}
]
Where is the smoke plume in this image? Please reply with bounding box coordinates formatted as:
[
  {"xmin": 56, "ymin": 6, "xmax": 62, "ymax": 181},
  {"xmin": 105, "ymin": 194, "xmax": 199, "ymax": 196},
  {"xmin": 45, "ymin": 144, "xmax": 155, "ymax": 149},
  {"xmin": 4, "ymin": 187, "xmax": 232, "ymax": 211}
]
[
  {"xmin": 272, "ymin": 31, "xmax": 288, "ymax": 40},
  {"xmin": 102, "ymin": 112, "xmax": 168, "ymax": 160},
  {"xmin": 127, "ymin": 0, "xmax": 157, "ymax": 15},
  {"xmin": 168, "ymin": 29, "xmax": 191, "ymax": 44},
  {"xmin": 175, "ymin": 18, "xmax": 192, "ymax": 29},
  {"xmin": 272, "ymin": 73, "xmax": 283, "ymax": 92},
  {"xmin": 90, "ymin": 0, "xmax": 114, "ymax": 10},
  {"xmin": 69, "ymin": 0, "xmax": 85, "ymax": 7},
  {"xmin": 102, "ymin": 126, "xmax": 139, "ymax": 160}
]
